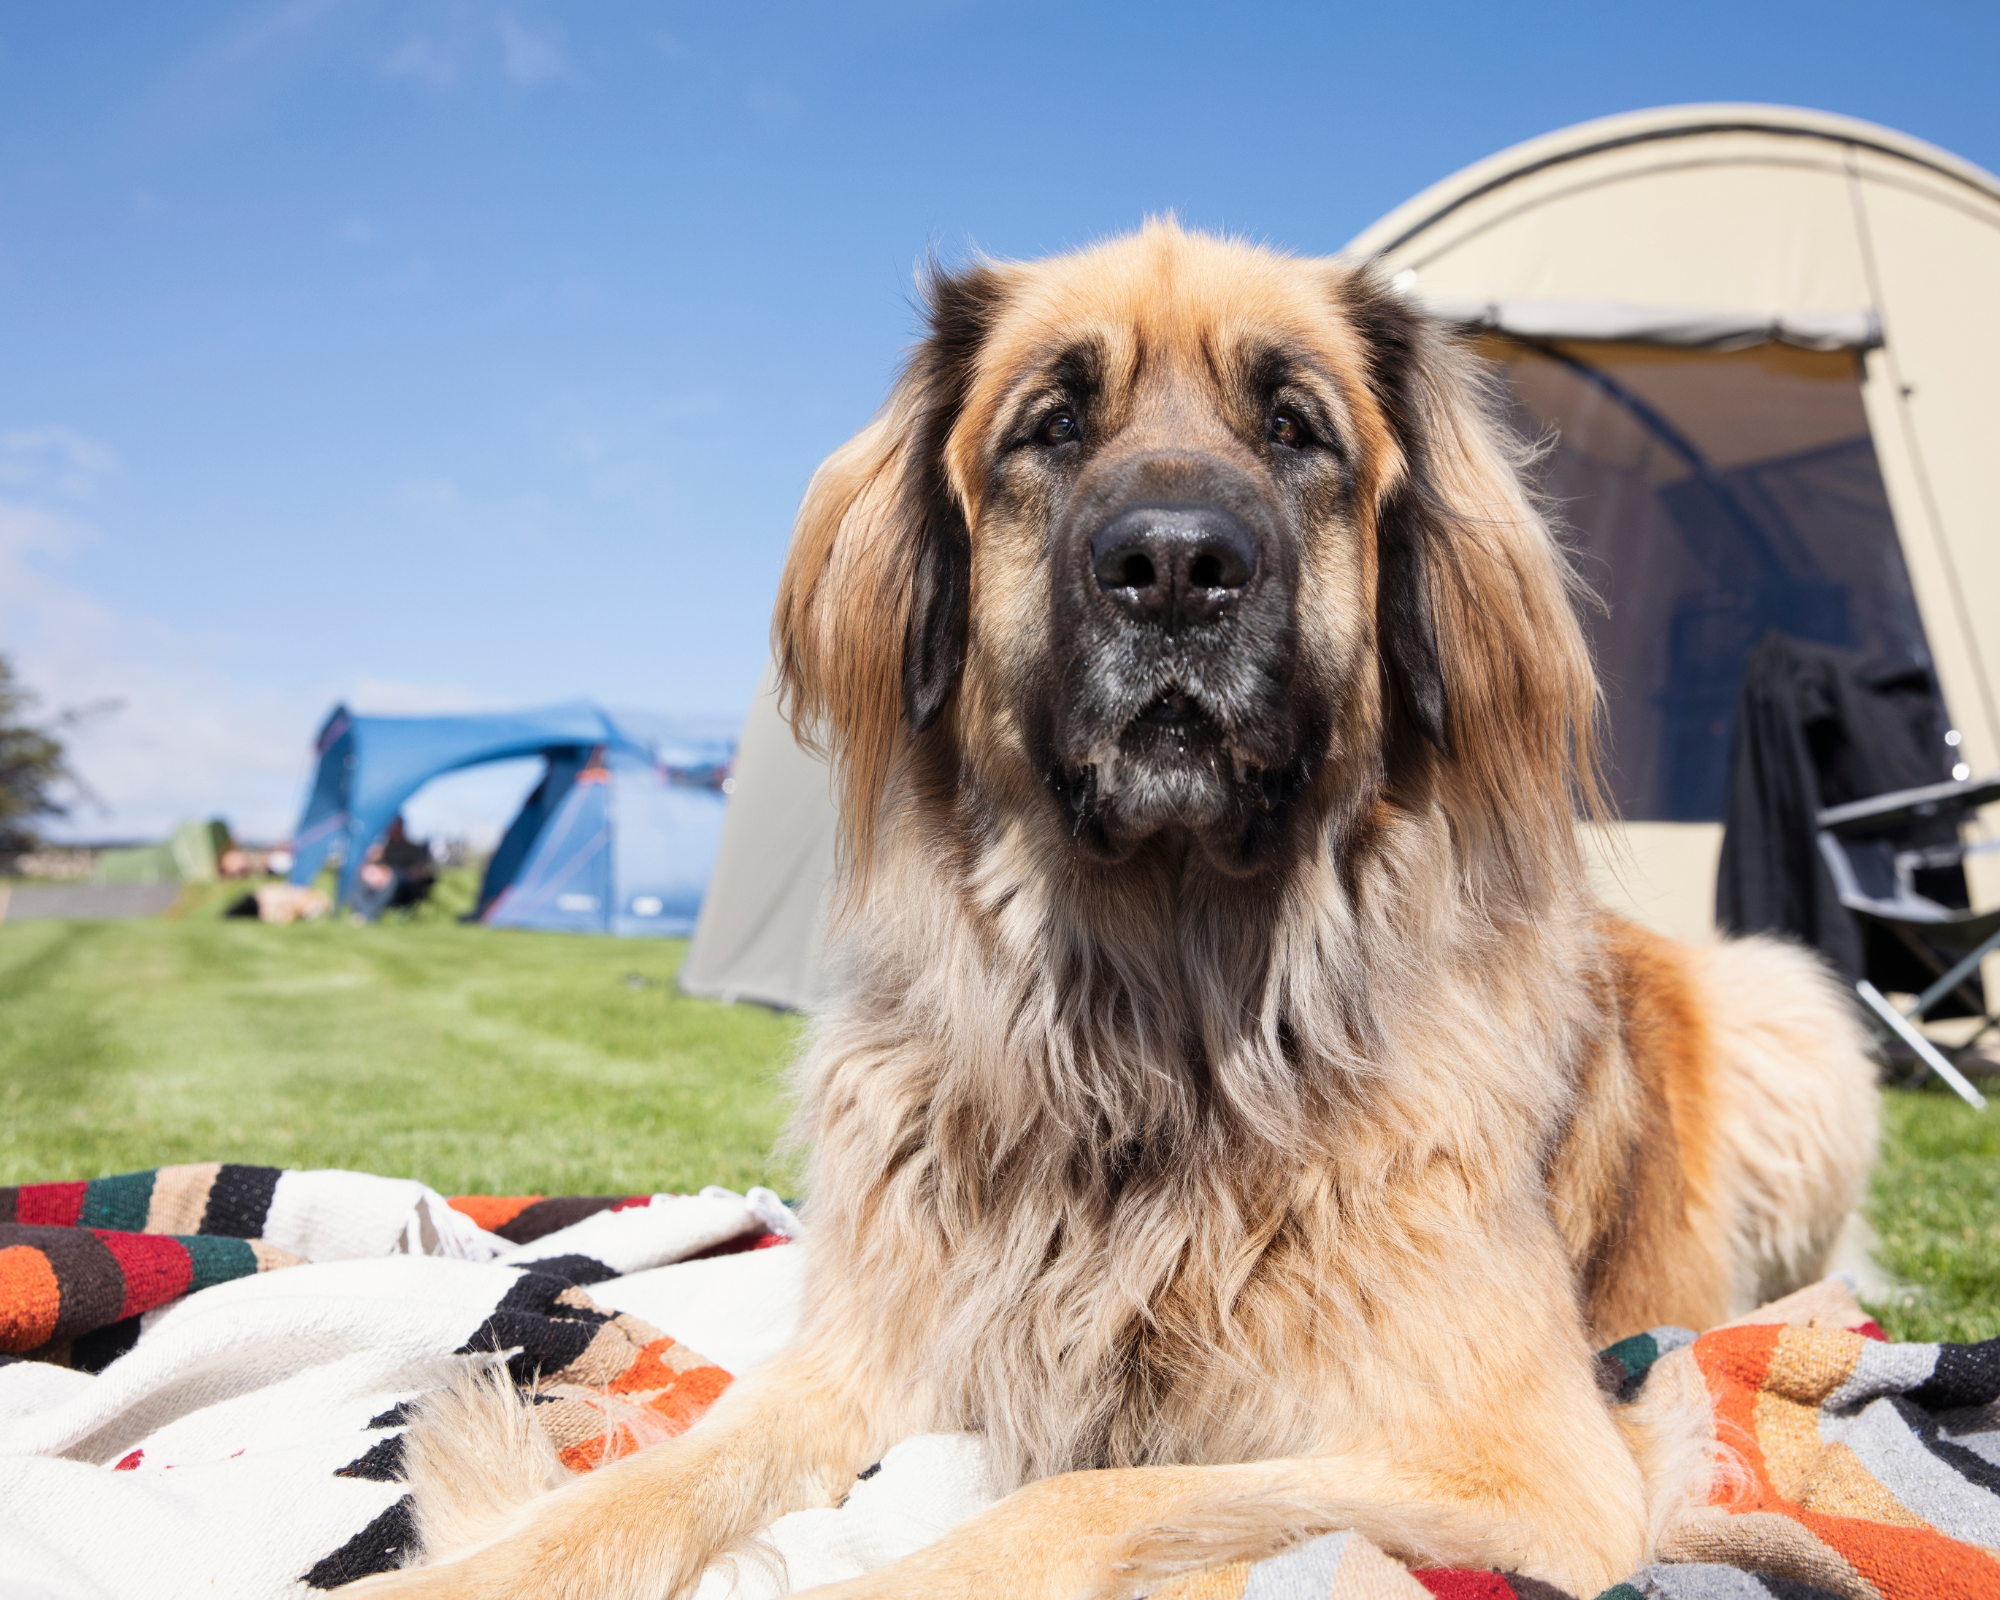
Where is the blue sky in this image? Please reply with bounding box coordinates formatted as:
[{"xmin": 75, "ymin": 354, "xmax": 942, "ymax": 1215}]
[{"xmin": 3, "ymin": 1, "xmax": 1995, "ymax": 842}]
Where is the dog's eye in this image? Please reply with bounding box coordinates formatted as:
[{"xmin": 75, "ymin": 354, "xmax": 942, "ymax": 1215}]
[
  {"xmin": 1039, "ymin": 411, "xmax": 1079, "ymax": 446},
  {"xmin": 1270, "ymin": 411, "xmax": 1305, "ymax": 448}
]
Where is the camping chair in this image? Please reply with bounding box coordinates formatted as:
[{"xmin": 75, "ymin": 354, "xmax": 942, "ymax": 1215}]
[{"xmin": 1816, "ymin": 771, "xmax": 2000, "ymax": 1110}]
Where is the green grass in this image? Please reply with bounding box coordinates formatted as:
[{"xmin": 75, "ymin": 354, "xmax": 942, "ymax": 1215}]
[
  {"xmin": 1867, "ymin": 1086, "xmax": 2000, "ymax": 1344},
  {"xmin": 0, "ymin": 874, "xmax": 803, "ymax": 1196},
  {"xmin": 3, "ymin": 887, "xmax": 1996, "ymax": 1343}
]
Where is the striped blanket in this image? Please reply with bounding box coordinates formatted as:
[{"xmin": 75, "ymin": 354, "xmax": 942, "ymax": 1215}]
[
  {"xmin": 2, "ymin": 1167, "xmax": 1997, "ymax": 1599},
  {"xmin": 0, "ymin": 1165, "xmax": 791, "ymax": 1368},
  {"xmin": 1151, "ymin": 1293, "xmax": 2000, "ymax": 1600}
]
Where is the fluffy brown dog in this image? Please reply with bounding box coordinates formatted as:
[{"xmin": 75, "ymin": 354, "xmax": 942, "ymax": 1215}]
[{"xmin": 350, "ymin": 221, "xmax": 1878, "ymax": 1599}]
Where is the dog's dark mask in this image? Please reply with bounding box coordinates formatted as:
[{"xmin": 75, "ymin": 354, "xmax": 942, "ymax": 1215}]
[{"xmin": 898, "ymin": 268, "xmax": 1450, "ymax": 877}]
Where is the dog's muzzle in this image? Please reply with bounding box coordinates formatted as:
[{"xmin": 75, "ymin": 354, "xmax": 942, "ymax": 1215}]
[{"xmin": 1038, "ymin": 456, "xmax": 1307, "ymax": 863}]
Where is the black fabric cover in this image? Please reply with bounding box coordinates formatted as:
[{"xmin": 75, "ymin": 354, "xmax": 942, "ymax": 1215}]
[{"xmin": 1716, "ymin": 631, "xmax": 1965, "ymax": 996}]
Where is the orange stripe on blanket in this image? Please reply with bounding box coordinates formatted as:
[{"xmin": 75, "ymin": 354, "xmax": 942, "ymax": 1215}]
[
  {"xmin": 446, "ymin": 1195, "xmax": 543, "ymax": 1231},
  {"xmin": 558, "ymin": 1424, "xmax": 637, "ymax": 1473},
  {"xmin": 606, "ymin": 1335, "xmax": 714, "ymax": 1395},
  {"xmin": 549, "ymin": 1367, "xmax": 731, "ymax": 1474},
  {"xmin": 1695, "ymin": 1325, "xmax": 2000, "ymax": 1599},
  {"xmin": 0, "ymin": 1245, "xmax": 62, "ymax": 1352},
  {"xmin": 641, "ymin": 1365, "xmax": 731, "ymax": 1434},
  {"xmin": 1794, "ymin": 1505, "xmax": 2000, "ymax": 1599}
]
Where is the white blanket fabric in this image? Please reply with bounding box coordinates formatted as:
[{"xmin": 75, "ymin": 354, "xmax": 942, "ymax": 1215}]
[{"xmin": 0, "ymin": 1192, "xmax": 999, "ymax": 1600}]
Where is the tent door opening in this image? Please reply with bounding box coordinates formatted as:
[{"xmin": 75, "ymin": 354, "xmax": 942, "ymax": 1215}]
[{"xmin": 1479, "ymin": 335, "xmax": 1947, "ymax": 823}]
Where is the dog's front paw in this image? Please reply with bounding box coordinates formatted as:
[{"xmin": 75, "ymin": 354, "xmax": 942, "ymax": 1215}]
[
  {"xmin": 334, "ymin": 1526, "xmax": 708, "ymax": 1600},
  {"xmin": 790, "ymin": 1569, "xmax": 991, "ymax": 1600}
]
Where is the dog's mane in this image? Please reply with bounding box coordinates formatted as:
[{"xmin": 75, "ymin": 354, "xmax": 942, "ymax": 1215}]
[
  {"xmin": 771, "ymin": 223, "xmax": 1615, "ymax": 1486},
  {"xmin": 790, "ymin": 761, "xmax": 1610, "ymax": 1482}
]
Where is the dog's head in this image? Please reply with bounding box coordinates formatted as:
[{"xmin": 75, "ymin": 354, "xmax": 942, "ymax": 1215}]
[{"xmin": 777, "ymin": 222, "xmax": 1596, "ymax": 886}]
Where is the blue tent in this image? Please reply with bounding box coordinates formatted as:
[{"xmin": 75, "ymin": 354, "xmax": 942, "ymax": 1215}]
[
  {"xmin": 288, "ymin": 703, "xmax": 734, "ymax": 936},
  {"xmin": 479, "ymin": 745, "xmax": 728, "ymax": 936}
]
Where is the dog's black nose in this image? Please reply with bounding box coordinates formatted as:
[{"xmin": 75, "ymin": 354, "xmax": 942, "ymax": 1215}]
[{"xmin": 1089, "ymin": 505, "xmax": 1260, "ymax": 632}]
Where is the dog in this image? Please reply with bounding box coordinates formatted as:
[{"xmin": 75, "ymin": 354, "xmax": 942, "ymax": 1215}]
[{"xmin": 348, "ymin": 221, "xmax": 1878, "ymax": 1599}]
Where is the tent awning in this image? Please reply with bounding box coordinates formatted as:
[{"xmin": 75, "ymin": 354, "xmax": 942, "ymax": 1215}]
[
  {"xmin": 1423, "ymin": 298, "xmax": 1882, "ymax": 352},
  {"xmin": 288, "ymin": 701, "xmax": 734, "ymax": 906}
]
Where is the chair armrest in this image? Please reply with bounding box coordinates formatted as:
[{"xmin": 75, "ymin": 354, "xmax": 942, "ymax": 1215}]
[{"xmin": 1816, "ymin": 771, "xmax": 2000, "ymax": 836}]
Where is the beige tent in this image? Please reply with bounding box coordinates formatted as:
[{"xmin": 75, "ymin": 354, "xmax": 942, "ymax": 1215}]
[
  {"xmin": 684, "ymin": 103, "xmax": 2000, "ymax": 1007},
  {"xmin": 679, "ymin": 663, "xmax": 837, "ymax": 1010},
  {"xmin": 1350, "ymin": 103, "xmax": 2000, "ymax": 940}
]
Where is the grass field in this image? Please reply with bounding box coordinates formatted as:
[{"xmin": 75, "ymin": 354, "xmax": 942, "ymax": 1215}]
[
  {"xmin": 1869, "ymin": 1088, "xmax": 2000, "ymax": 1343},
  {"xmin": 1, "ymin": 884, "xmax": 1995, "ymax": 1343},
  {"xmin": 0, "ymin": 876, "xmax": 802, "ymax": 1197}
]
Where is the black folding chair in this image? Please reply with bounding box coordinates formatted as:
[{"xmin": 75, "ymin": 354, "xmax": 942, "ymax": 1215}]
[{"xmin": 1816, "ymin": 772, "xmax": 2000, "ymax": 1110}]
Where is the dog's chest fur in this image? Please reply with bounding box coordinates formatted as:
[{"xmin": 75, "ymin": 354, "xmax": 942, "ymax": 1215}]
[{"xmin": 795, "ymin": 845, "xmax": 1604, "ymax": 1489}]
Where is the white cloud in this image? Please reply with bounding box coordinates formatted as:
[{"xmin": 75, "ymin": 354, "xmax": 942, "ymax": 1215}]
[
  {"xmin": 0, "ymin": 420, "xmax": 588, "ymax": 849},
  {"xmin": 390, "ymin": 473, "xmax": 561, "ymax": 553},
  {"xmin": 1, "ymin": 508, "xmax": 551, "ymax": 847},
  {"xmin": 0, "ymin": 499, "xmax": 317, "ymax": 842},
  {"xmin": 197, "ymin": 0, "xmax": 348, "ymax": 78},
  {"xmin": 140, "ymin": 0, "xmax": 350, "ymax": 134},
  {"xmin": 0, "ymin": 427, "xmax": 121, "ymax": 498},
  {"xmin": 382, "ymin": 33, "xmax": 460, "ymax": 88},
  {"xmin": 497, "ymin": 16, "xmax": 567, "ymax": 86}
]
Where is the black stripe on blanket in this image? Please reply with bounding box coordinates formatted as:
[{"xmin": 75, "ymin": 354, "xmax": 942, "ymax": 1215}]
[
  {"xmin": 302, "ymin": 1496, "xmax": 417, "ymax": 1589},
  {"xmin": 71, "ymin": 1315, "xmax": 141, "ymax": 1374},
  {"xmin": 506, "ymin": 1252, "xmax": 619, "ymax": 1286},
  {"xmin": 1906, "ymin": 1338, "xmax": 2000, "ymax": 1411},
  {"xmin": 1889, "ymin": 1394, "xmax": 2000, "ymax": 1496},
  {"xmin": 335, "ymin": 1434, "xmax": 408, "ymax": 1484},
  {"xmin": 197, "ymin": 1164, "xmax": 282, "ymax": 1239},
  {"xmin": 1504, "ymin": 1575, "xmax": 1586, "ymax": 1600},
  {"xmin": 456, "ymin": 1270, "xmax": 611, "ymax": 1383}
]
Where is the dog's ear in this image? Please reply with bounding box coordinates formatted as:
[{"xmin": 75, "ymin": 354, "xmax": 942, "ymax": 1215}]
[
  {"xmin": 1340, "ymin": 278, "xmax": 1452, "ymax": 755},
  {"xmin": 1343, "ymin": 269, "xmax": 1603, "ymax": 851},
  {"xmin": 1373, "ymin": 476, "xmax": 1450, "ymax": 755},
  {"xmin": 900, "ymin": 269, "xmax": 993, "ymax": 734},
  {"xmin": 773, "ymin": 260, "xmax": 1003, "ymax": 870}
]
